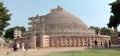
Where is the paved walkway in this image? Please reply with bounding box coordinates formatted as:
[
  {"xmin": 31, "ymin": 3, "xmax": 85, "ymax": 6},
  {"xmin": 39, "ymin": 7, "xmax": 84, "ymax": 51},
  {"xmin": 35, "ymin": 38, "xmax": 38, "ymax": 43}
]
[{"xmin": 0, "ymin": 47, "xmax": 86, "ymax": 56}]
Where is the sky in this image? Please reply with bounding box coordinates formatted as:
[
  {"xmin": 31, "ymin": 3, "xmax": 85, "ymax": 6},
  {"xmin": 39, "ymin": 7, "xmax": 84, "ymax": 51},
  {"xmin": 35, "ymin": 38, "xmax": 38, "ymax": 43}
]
[{"xmin": 0, "ymin": 0, "xmax": 117, "ymax": 30}]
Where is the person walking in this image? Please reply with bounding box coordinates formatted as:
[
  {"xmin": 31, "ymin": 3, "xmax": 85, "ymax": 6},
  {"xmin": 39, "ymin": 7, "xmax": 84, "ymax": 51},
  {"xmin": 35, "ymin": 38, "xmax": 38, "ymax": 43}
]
[
  {"xmin": 22, "ymin": 43, "xmax": 25, "ymax": 51},
  {"xmin": 13, "ymin": 42, "xmax": 17, "ymax": 51},
  {"xmin": 94, "ymin": 40, "xmax": 98, "ymax": 48},
  {"xmin": 87, "ymin": 40, "xmax": 91, "ymax": 48},
  {"xmin": 16, "ymin": 42, "xmax": 20, "ymax": 51},
  {"xmin": 108, "ymin": 40, "xmax": 111, "ymax": 48},
  {"xmin": 25, "ymin": 42, "xmax": 28, "ymax": 51},
  {"xmin": 104, "ymin": 40, "xmax": 108, "ymax": 48}
]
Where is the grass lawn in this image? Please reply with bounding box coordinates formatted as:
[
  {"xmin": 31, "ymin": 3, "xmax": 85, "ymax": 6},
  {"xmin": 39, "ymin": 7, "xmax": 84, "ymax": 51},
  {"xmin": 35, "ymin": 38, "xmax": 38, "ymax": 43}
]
[{"xmin": 41, "ymin": 48, "xmax": 120, "ymax": 56}]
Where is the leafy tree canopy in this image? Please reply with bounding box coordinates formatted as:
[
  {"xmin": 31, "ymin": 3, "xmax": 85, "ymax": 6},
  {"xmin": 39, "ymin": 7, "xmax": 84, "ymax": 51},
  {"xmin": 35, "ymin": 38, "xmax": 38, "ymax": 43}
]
[
  {"xmin": 90, "ymin": 26, "xmax": 114, "ymax": 36},
  {"xmin": 100, "ymin": 27, "xmax": 114, "ymax": 36},
  {"xmin": 4, "ymin": 26, "xmax": 26, "ymax": 39},
  {"xmin": 0, "ymin": 2, "xmax": 12, "ymax": 37},
  {"xmin": 90, "ymin": 26, "xmax": 100, "ymax": 35}
]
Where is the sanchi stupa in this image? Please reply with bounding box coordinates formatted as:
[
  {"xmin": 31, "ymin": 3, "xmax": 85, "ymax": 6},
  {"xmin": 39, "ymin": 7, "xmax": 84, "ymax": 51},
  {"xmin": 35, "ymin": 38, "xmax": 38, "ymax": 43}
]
[{"xmin": 14, "ymin": 6, "xmax": 110, "ymax": 48}]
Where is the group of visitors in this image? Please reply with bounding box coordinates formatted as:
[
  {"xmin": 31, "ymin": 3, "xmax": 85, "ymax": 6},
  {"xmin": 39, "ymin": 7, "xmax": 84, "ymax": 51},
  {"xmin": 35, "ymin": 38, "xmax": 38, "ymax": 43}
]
[
  {"xmin": 13, "ymin": 41, "xmax": 28, "ymax": 52},
  {"xmin": 87, "ymin": 40, "xmax": 111, "ymax": 48}
]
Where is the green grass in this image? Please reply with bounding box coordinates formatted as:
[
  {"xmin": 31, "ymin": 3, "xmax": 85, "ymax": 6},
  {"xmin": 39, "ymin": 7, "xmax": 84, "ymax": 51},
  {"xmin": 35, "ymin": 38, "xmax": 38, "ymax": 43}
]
[{"xmin": 41, "ymin": 48, "xmax": 120, "ymax": 56}]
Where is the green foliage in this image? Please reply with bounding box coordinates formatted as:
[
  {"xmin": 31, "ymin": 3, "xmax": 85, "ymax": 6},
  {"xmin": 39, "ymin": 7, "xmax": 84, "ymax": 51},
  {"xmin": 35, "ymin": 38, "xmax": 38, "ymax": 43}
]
[
  {"xmin": 4, "ymin": 26, "xmax": 26, "ymax": 39},
  {"xmin": 107, "ymin": 15, "xmax": 118, "ymax": 28},
  {"xmin": 4, "ymin": 27, "xmax": 14, "ymax": 39},
  {"xmin": 4, "ymin": 38, "xmax": 11, "ymax": 43},
  {"xmin": 0, "ymin": 2, "xmax": 12, "ymax": 37},
  {"xmin": 14, "ymin": 26, "xmax": 26, "ymax": 33},
  {"xmin": 108, "ymin": 0, "xmax": 120, "ymax": 29},
  {"xmin": 100, "ymin": 27, "xmax": 114, "ymax": 36},
  {"xmin": 90, "ymin": 26, "xmax": 100, "ymax": 35},
  {"xmin": 90, "ymin": 26, "xmax": 114, "ymax": 36}
]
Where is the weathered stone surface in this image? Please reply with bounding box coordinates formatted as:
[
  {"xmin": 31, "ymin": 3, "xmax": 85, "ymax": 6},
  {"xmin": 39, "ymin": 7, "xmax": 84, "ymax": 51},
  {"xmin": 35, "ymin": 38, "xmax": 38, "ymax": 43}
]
[
  {"xmin": 14, "ymin": 6, "xmax": 110, "ymax": 48},
  {"xmin": 28, "ymin": 6, "xmax": 95, "ymax": 36}
]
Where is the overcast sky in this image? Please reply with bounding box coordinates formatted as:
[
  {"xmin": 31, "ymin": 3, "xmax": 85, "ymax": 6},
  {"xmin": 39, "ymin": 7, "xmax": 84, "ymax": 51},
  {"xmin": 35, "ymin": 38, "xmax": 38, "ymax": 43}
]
[{"xmin": 0, "ymin": 0, "xmax": 118, "ymax": 30}]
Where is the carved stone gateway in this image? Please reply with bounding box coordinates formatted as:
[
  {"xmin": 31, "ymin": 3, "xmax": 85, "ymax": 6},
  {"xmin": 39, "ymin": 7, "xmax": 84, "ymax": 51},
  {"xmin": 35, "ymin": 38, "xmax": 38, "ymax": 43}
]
[
  {"xmin": 14, "ymin": 6, "xmax": 110, "ymax": 48},
  {"xmin": 14, "ymin": 29, "xmax": 22, "ymax": 39}
]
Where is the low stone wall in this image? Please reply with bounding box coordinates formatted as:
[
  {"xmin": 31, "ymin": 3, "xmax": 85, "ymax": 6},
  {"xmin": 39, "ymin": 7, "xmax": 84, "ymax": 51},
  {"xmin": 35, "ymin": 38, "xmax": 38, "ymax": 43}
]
[
  {"xmin": 111, "ymin": 36, "xmax": 120, "ymax": 44},
  {"xmin": 13, "ymin": 35, "xmax": 110, "ymax": 48},
  {"xmin": 48, "ymin": 35, "xmax": 110, "ymax": 48}
]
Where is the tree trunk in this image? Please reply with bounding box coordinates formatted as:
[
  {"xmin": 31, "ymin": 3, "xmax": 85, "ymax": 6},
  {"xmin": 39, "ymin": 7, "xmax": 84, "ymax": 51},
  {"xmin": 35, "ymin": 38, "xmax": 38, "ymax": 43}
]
[{"xmin": 113, "ymin": 26, "xmax": 118, "ymax": 37}]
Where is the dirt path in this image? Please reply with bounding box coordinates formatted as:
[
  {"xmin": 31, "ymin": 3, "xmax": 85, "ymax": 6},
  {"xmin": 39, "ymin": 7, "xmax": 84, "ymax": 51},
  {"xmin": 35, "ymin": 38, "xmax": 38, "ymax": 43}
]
[{"xmin": 0, "ymin": 47, "xmax": 86, "ymax": 56}]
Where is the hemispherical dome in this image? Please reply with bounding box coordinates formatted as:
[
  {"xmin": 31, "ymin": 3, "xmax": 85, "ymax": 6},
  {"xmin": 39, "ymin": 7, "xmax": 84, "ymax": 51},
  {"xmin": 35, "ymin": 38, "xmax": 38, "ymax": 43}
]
[
  {"xmin": 45, "ymin": 6, "xmax": 88, "ymax": 29},
  {"xmin": 31, "ymin": 6, "xmax": 95, "ymax": 35},
  {"xmin": 40, "ymin": 6, "xmax": 95, "ymax": 35}
]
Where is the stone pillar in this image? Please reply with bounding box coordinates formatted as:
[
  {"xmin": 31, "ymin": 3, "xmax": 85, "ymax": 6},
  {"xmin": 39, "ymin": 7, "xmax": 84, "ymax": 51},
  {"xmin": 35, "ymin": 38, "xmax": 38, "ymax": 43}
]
[
  {"xmin": 52, "ymin": 37, "xmax": 54, "ymax": 47},
  {"xmin": 69, "ymin": 37, "xmax": 71, "ymax": 47},
  {"xmin": 56, "ymin": 37, "xmax": 59, "ymax": 47},
  {"xmin": 64, "ymin": 38, "xmax": 67, "ymax": 47},
  {"xmin": 77, "ymin": 37, "xmax": 79, "ymax": 47},
  {"xmin": 40, "ymin": 35, "xmax": 49, "ymax": 48},
  {"xmin": 54, "ymin": 37, "xmax": 57, "ymax": 47},
  {"xmin": 60, "ymin": 37, "xmax": 63, "ymax": 47},
  {"xmin": 73, "ymin": 37, "xmax": 75, "ymax": 47},
  {"xmin": 31, "ymin": 36, "xmax": 36, "ymax": 48},
  {"xmin": 92, "ymin": 37, "xmax": 94, "ymax": 47},
  {"xmin": 40, "ymin": 35, "xmax": 43, "ymax": 48},
  {"xmin": 81, "ymin": 38, "xmax": 84, "ymax": 47}
]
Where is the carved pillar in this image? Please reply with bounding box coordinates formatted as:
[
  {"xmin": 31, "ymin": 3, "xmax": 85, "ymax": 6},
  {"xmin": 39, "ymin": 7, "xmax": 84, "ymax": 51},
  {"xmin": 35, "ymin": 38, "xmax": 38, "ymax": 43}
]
[
  {"xmin": 56, "ymin": 37, "xmax": 59, "ymax": 47},
  {"xmin": 60, "ymin": 37, "xmax": 63, "ymax": 47},
  {"xmin": 69, "ymin": 37, "xmax": 71, "ymax": 47},
  {"xmin": 31, "ymin": 36, "xmax": 36, "ymax": 48},
  {"xmin": 52, "ymin": 37, "xmax": 54, "ymax": 47},
  {"xmin": 31, "ymin": 29, "xmax": 36, "ymax": 48},
  {"xmin": 64, "ymin": 37, "xmax": 67, "ymax": 47},
  {"xmin": 81, "ymin": 37, "xmax": 84, "ymax": 47},
  {"xmin": 73, "ymin": 37, "xmax": 75, "ymax": 47},
  {"xmin": 77, "ymin": 37, "xmax": 80, "ymax": 47}
]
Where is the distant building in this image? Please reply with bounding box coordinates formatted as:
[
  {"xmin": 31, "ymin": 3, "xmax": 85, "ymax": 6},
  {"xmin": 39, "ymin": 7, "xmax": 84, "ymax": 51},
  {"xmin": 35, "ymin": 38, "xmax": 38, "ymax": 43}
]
[{"xmin": 14, "ymin": 6, "xmax": 110, "ymax": 48}]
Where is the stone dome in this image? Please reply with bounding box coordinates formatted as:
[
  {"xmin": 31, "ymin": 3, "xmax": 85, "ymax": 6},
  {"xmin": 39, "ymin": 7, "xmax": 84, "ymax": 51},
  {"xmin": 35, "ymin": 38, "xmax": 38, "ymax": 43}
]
[
  {"xmin": 30, "ymin": 6, "xmax": 95, "ymax": 36},
  {"xmin": 45, "ymin": 6, "xmax": 88, "ymax": 29},
  {"xmin": 43, "ymin": 6, "xmax": 95, "ymax": 35}
]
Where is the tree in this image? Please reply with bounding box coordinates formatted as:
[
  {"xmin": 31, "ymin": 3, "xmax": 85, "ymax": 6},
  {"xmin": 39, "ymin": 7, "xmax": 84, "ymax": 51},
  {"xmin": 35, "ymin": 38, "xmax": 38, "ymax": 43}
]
[
  {"xmin": 4, "ymin": 27, "xmax": 14, "ymax": 39},
  {"xmin": 107, "ymin": 15, "xmax": 118, "ymax": 28},
  {"xmin": 100, "ymin": 27, "xmax": 114, "ymax": 36},
  {"xmin": 14, "ymin": 26, "xmax": 26, "ymax": 33},
  {"xmin": 0, "ymin": 2, "xmax": 12, "ymax": 37},
  {"xmin": 118, "ymin": 31, "xmax": 120, "ymax": 37},
  {"xmin": 89, "ymin": 26, "xmax": 100, "ymax": 35},
  {"xmin": 90, "ymin": 26, "xmax": 114, "ymax": 36},
  {"xmin": 4, "ymin": 26, "xmax": 26, "ymax": 39},
  {"xmin": 107, "ymin": 0, "xmax": 120, "ymax": 35}
]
